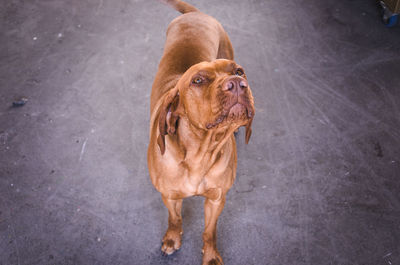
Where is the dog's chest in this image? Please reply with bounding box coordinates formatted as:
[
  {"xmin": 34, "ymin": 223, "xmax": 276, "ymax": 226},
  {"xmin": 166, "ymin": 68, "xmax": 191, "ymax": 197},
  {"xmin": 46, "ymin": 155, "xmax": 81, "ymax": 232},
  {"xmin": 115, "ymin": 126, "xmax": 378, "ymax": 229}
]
[
  {"xmin": 161, "ymin": 173, "xmax": 207, "ymax": 199},
  {"xmin": 163, "ymin": 157, "xmax": 231, "ymax": 199},
  {"xmin": 179, "ymin": 161, "xmax": 207, "ymax": 196},
  {"xmin": 182, "ymin": 175, "xmax": 206, "ymax": 196}
]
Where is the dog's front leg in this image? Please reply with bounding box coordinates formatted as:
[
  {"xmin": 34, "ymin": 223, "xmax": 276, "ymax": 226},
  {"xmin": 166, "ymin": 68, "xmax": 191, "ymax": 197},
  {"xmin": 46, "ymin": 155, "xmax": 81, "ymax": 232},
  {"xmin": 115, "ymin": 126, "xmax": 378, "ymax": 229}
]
[
  {"xmin": 202, "ymin": 195, "xmax": 226, "ymax": 265},
  {"xmin": 161, "ymin": 196, "xmax": 183, "ymax": 255}
]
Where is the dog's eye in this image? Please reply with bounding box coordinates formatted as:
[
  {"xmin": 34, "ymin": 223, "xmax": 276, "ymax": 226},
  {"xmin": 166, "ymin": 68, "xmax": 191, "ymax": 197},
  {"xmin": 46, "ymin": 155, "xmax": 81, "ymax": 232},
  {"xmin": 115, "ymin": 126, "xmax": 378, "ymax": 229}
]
[
  {"xmin": 192, "ymin": 77, "xmax": 203, "ymax": 84},
  {"xmin": 235, "ymin": 68, "xmax": 244, "ymax": 76}
]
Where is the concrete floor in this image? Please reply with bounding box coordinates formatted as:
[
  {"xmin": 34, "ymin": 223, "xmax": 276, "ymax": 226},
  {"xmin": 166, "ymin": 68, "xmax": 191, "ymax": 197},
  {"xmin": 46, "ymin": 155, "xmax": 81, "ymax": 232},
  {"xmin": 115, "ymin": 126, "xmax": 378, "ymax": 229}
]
[{"xmin": 1, "ymin": 0, "xmax": 400, "ymax": 264}]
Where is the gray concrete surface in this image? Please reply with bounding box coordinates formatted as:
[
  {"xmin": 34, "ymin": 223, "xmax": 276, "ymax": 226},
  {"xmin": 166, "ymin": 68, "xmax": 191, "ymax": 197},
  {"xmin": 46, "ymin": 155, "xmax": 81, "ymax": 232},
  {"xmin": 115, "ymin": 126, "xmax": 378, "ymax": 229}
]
[{"xmin": 1, "ymin": 0, "xmax": 400, "ymax": 264}]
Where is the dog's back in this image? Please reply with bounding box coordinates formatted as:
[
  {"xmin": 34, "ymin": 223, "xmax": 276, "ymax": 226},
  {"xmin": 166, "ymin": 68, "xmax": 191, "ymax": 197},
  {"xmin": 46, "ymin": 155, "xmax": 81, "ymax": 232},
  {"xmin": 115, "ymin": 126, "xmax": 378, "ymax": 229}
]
[{"xmin": 150, "ymin": 0, "xmax": 234, "ymax": 111}]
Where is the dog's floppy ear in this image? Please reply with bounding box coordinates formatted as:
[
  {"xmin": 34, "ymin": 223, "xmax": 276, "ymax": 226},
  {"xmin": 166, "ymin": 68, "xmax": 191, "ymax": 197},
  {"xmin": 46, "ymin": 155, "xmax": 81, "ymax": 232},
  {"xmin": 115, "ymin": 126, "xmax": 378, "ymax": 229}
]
[
  {"xmin": 157, "ymin": 87, "xmax": 181, "ymax": 155},
  {"xmin": 245, "ymin": 118, "xmax": 253, "ymax": 144}
]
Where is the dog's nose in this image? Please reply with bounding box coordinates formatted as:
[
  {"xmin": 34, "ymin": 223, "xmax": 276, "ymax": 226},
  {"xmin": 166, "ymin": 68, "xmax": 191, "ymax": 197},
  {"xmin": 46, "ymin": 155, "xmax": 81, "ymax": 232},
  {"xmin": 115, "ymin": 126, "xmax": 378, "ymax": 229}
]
[{"xmin": 223, "ymin": 77, "xmax": 248, "ymax": 95}]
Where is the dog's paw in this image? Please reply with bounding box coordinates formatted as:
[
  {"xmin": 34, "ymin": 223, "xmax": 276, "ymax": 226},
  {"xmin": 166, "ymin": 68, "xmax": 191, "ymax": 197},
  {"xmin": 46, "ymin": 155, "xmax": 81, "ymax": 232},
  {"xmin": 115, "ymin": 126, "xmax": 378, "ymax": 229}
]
[
  {"xmin": 161, "ymin": 230, "xmax": 182, "ymax": 255},
  {"xmin": 202, "ymin": 248, "xmax": 223, "ymax": 265}
]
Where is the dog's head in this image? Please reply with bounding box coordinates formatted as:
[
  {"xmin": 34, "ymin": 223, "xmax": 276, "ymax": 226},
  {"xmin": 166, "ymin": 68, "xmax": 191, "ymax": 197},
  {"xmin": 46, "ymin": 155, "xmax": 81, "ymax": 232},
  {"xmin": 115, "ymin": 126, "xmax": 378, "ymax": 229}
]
[{"xmin": 157, "ymin": 59, "xmax": 255, "ymax": 154}]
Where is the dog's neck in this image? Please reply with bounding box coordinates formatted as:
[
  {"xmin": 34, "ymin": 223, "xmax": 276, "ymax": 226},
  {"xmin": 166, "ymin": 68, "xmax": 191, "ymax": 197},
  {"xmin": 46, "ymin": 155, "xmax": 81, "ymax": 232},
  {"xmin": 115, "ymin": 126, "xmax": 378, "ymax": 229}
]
[{"xmin": 171, "ymin": 116, "xmax": 237, "ymax": 173}]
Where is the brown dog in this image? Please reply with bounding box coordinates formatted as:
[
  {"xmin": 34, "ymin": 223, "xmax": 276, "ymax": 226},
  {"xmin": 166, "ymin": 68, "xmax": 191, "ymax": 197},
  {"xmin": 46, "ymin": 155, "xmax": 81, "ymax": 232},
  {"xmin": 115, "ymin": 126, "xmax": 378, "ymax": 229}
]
[{"xmin": 147, "ymin": 1, "xmax": 255, "ymax": 264}]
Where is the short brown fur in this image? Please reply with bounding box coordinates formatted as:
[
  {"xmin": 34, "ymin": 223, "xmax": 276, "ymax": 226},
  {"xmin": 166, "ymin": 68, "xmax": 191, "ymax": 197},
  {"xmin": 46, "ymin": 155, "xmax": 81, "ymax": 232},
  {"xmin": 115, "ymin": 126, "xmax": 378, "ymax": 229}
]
[{"xmin": 148, "ymin": 1, "xmax": 255, "ymax": 264}]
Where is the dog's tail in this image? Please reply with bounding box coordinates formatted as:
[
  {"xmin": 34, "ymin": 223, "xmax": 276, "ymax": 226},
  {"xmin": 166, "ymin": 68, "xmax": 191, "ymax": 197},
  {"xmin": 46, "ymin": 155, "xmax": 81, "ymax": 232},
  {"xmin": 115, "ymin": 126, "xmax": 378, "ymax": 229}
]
[{"xmin": 159, "ymin": 0, "xmax": 198, "ymax": 14}]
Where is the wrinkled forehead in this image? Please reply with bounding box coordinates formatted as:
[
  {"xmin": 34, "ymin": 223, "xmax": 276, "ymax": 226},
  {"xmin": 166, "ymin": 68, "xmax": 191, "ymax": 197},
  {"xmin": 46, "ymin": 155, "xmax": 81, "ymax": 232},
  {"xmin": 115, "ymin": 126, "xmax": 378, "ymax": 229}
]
[{"xmin": 187, "ymin": 59, "xmax": 240, "ymax": 76}]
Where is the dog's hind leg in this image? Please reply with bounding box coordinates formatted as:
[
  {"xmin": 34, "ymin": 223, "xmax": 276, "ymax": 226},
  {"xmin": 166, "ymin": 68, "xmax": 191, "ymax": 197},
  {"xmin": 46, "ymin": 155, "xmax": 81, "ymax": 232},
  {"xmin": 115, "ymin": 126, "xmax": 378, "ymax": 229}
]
[{"xmin": 217, "ymin": 32, "xmax": 234, "ymax": 61}]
